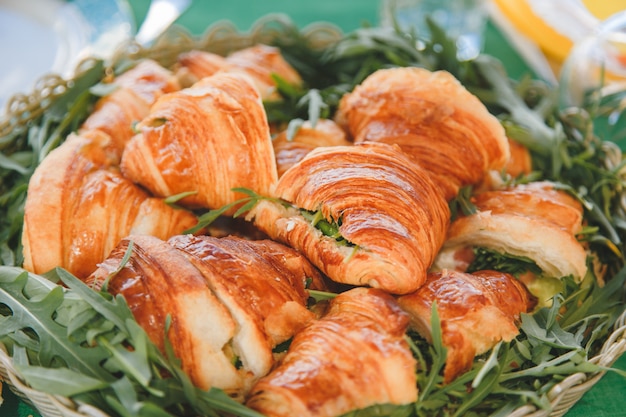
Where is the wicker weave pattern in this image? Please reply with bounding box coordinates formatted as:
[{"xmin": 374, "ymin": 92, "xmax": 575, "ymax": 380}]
[{"xmin": 0, "ymin": 15, "xmax": 625, "ymax": 417}]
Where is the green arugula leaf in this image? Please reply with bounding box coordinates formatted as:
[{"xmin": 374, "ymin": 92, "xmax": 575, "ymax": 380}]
[
  {"xmin": 339, "ymin": 403, "xmax": 413, "ymax": 417},
  {"xmin": 0, "ymin": 269, "xmax": 114, "ymax": 378},
  {"xmin": 14, "ymin": 365, "xmax": 110, "ymax": 397},
  {"xmin": 185, "ymin": 187, "xmax": 286, "ymax": 234},
  {"xmin": 467, "ymin": 247, "xmax": 542, "ymax": 276}
]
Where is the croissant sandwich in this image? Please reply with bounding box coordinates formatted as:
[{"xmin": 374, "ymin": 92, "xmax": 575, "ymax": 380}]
[
  {"xmin": 397, "ymin": 269, "xmax": 537, "ymax": 383},
  {"xmin": 335, "ymin": 67, "xmax": 510, "ymax": 200},
  {"xmin": 80, "ymin": 59, "xmax": 180, "ymax": 157},
  {"xmin": 245, "ymin": 287, "xmax": 418, "ymax": 417},
  {"xmin": 272, "ymin": 119, "xmax": 352, "ymax": 177},
  {"xmin": 88, "ymin": 234, "xmax": 326, "ymax": 399},
  {"xmin": 22, "ymin": 132, "xmax": 197, "ymax": 279},
  {"xmin": 175, "ymin": 44, "xmax": 302, "ymax": 100},
  {"xmin": 250, "ymin": 141, "xmax": 450, "ymax": 294},
  {"xmin": 175, "ymin": 50, "xmax": 231, "ymax": 87},
  {"xmin": 433, "ymin": 181, "xmax": 588, "ymax": 291},
  {"xmin": 121, "ymin": 71, "xmax": 278, "ymax": 213}
]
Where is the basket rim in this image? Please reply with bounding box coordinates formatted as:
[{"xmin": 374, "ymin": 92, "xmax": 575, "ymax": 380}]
[{"xmin": 0, "ymin": 12, "xmax": 342, "ymax": 135}]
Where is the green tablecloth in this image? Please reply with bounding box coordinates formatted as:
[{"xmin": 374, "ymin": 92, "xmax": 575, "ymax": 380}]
[{"xmin": 3, "ymin": 1, "xmax": 625, "ymax": 416}]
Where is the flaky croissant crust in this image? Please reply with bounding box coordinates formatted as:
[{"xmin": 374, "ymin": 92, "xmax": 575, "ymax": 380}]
[
  {"xmin": 246, "ymin": 287, "xmax": 417, "ymax": 417},
  {"xmin": 81, "ymin": 59, "xmax": 180, "ymax": 156},
  {"xmin": 22, "ymin": 132, "xmax": 196, "ymax": 279},
  {"xmin": 397, "ymin": 269, "xmax": 536, "ymax": 382},
  {"xmin": 88, "ymin": 235, "xmax": 240, "ymax": 392},
  {"xmin": 89, "ymin": 234, "xmax": 324, "ymax": 398},
  {"xmin": 252, "ymin": 142, "xmax": 450, "ymax": 294},
  {"xmin": 336, "ymin": 67, "xmax": 510, "ymax": 200},
  {"xmin": 121, "ymin": 71, "xmax": 278, "ymax": 212},
  {"xmin": 434, "ymin": 181, "xmax": 588, "ymax": 280}
]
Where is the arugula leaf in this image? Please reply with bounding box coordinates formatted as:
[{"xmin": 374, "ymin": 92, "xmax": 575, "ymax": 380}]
[
  {"xmin": 339, "ymin": 404, "xmax": 413, "ymax": 417},
  {"xmin": 415, "ymin": 302, "xmax": 447, "ymax": 406},
  {"xmin": 300, "ymin": 208, "xmax": 355, "ymax": 246},
  {"xmin": 452, "ymin": 344, "xmax": 508, "ymax": 417},
  {"xmin": 13, "ymin": 364, "xmax": 110, "ymax": 397},
  {"xmin": 448, "ymin": 185, "xmax": 477, "ymax": 220},
  {"xmin": 0, "ymin": 269, "xmax": 114, "ymax": 378},
  {"xmin": 184, "ymin": 187, "xmax": 287, "ymax": 234},
  {"xmin": 466, "ymin": 247, "xmax": 542, "ymax": 276}
]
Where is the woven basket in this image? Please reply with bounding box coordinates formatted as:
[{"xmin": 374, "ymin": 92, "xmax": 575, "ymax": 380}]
[{"xmin": 0, "ymin": 14, "xmax": 625, "ymax": 417}]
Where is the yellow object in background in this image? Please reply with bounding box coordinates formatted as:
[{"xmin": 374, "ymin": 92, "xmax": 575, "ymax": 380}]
[
  {"xmin": 492, "ymin": 0, "xmax": 573, "ymax": 64},
  {"xmin": 582, "ymin": 0, "xmax": 626, "ymax": 20},
  {"xmin": 492, "ymin": 0, "xmax": 626, "ymax": 75}
]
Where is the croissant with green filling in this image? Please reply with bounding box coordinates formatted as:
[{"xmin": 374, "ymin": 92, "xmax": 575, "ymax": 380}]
[
  {"xmin": 80, "ymin": 59, "xmax": 180, "ymax": 157},
  {"xmin": 397, "ymin": 269, "xmax": 537, "ymax": 383},
  {"xmin": 433, "ymin": 181, "xmax": 588, "ymax": 286},
  {"xmin": 88, "ymin": 234, "xmax": 326, "ymax": 399},
  {"xmin": 250, "ymin": 141, "xmax": 450, "ymax": 294}
]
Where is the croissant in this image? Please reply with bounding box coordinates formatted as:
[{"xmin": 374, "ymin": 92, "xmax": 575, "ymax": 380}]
[
  {"xmin": 175, "ymin": 45, "xmax": 302, "ymax": 100},
  {"xmin": 22, "ymin": 132, "xmax": 197, "ymax": 279},
  {"xmin": 397, "ymin": 269, "xmax": 537, "ymax": 383},
  {"xmin": 250, "ymin": 142, "xmax": 450, "ymax": 294},
  {"xmin": 120, "ymin": 71, "xmax": 278, "ymax": 212},
  {"xmin": 88, "ymin": 234, "xmax": 325, "ymax": 398},
  {"xmin": 88, "ymin": 235, "xmax": 240, "ymax": 392},
  {"xmin": 245, "ymin": 287, "xmax": 418, "ymax": 417},
  {"xmin": 175, "ymin": 50, "xmax": 231, "ymax": 87},
  {"xmin": 335, "ymin": 67, "xmax": 510, "ymax": 200},
  {"xmin": 433, "ymin": 181, "xmax": 588, "ymax": 282},
  {"xmin": 272, "ymin": 119, "xmax": 352, "ymax": 176},
  {"xmin": 80, "ymin": 59, "xmax": 180, "ymax": 156},
  {"xmin": 503, "ymin": 138, "xmax": 532, "ymax": 179},
  {"xmin": 225, "ymin": 44, "xmax": 302, "ymax": 100},
  {"xmin": 479, "ymin": 137, "xmax": 533, "ymax": 191}
]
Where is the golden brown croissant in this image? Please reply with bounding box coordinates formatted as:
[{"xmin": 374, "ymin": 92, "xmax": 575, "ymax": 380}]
[
  {"xmin": 250, "ymin": 142, "xmax": 450, "ymax": 294},
  {"xmin": 433, "ymin": 181, "xmax": 588, "ymax": 282},
  {"xmin": 175, "ymin": 50, "xmax": 231, "ymax": 87},
  {"xmin": 479, "ymin": 137, "xmax": 534, "ymax": 191},
  {"xmin": 21, "ymin": 132, "xmax": 197, "ymax": 279},
  {"xmin": 225, "ymin": 44, "xmax": 302, "ymax": 100},
  {"xmin": 80, "ymin": 59, "xmax": 180, "ymax": 156},
  {"xmin": 120, "ymin": 71, "xmax": 278, "ymax": 212},
  {"xmin": 397, "ymin": 269, "xmax": 536, "ymax": 383},
  {"xmin": 272, "ymin": 119, "xmax": 352, "ymax": 176},
  {"xmin": 88, "ymin": 234, "xmax": 325, "ymax": 398},
  {"xmin": 503, "ymin": 138, "xmax": 533, "ymax": 179},
  {"xmin": 245, "ymin": 287, "xmax": 418, "ymax": 417},
  {"xmin": 88, "ymin": 235, "xmax": 240, "ymax": 392},
  {"xmin": 22, "ymin": 131, "xmax": 116, "ymax": 277},
  {"xmin": 335, "ymin": 67, "xmax": 510, "ymax": 200},
  {"xmin": 175, "ymin": 45, "xmax": 302, "ymax": 100}
]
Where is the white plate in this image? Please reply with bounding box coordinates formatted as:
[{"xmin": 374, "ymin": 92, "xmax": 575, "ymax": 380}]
[{"xmin": 0, "ymin": 0, "xmax": 135, "ymax": 110}]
